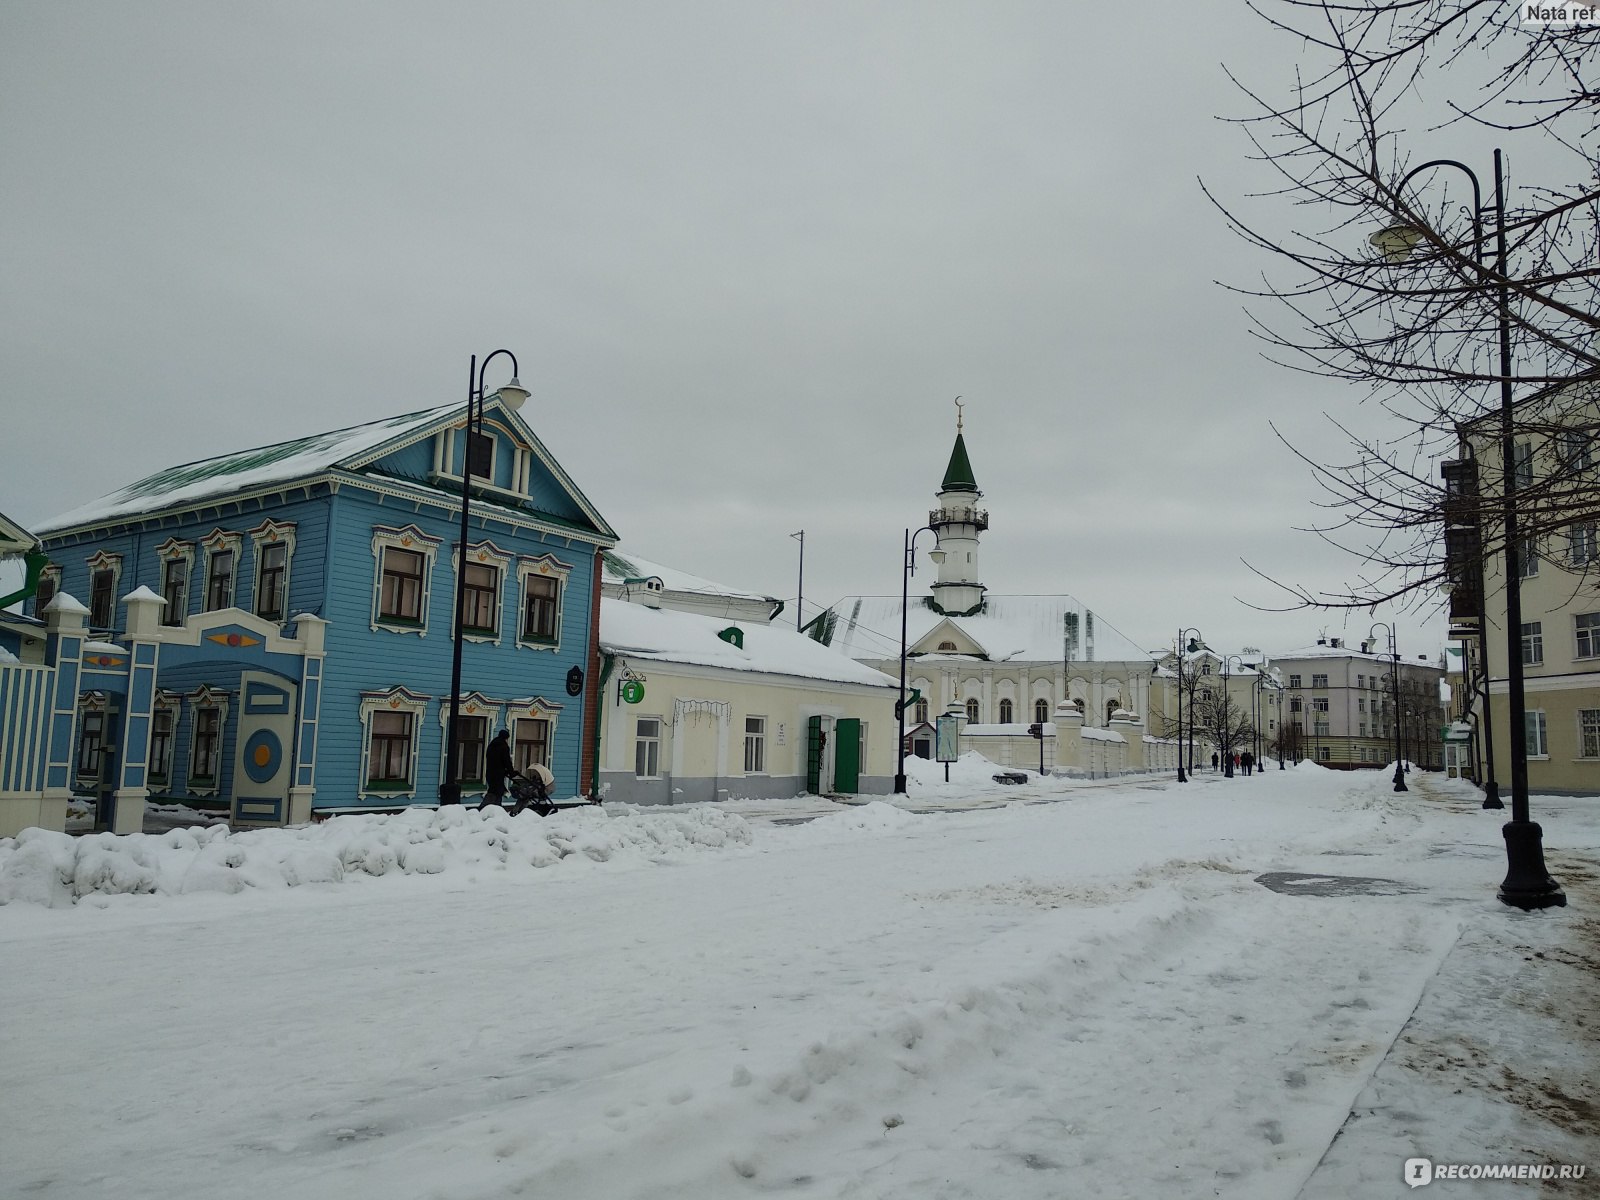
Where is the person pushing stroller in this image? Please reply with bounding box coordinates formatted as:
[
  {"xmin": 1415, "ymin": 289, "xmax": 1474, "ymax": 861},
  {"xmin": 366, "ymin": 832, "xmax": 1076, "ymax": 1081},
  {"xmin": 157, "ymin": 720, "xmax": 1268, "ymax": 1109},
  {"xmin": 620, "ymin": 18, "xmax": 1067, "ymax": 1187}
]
[{"xmin": 484, "ymin": 729, "xmax": 556, "ymax": 816}]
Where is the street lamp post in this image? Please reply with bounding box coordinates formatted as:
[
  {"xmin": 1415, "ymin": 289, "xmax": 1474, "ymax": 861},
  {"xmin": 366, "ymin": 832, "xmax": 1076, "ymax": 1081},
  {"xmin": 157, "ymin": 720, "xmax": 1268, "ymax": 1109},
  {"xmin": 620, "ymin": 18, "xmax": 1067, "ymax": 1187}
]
[
  {"xmin": 1175, "ymin": 628, "xmax": 1202, "ymax": 783},
  {"xmin": 1371, "ymin": 152, "xmax": 1563, "ymax": 907},
  {"xmin": 440, "ymin": 351, "xmax": 530, "ymax": 807},
  {"xmin": 895, "ymin": 526, "xmax": 943, "ymax": 794},
  {"xmin": 1222, "ymin": 654, "xmax": 1246, "ymax": 777},
  {"xmin": 1369, "ymin": 623, "xmax": 1408, "ymax": 793}
]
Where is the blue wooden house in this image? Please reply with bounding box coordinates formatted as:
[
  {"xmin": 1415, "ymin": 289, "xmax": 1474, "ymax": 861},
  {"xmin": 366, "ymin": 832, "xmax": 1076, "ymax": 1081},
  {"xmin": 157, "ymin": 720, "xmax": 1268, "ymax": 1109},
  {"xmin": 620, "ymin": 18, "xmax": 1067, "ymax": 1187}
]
[{"xmin": 14, "ymin": 394, "xmax": 616, "ymax": 830}]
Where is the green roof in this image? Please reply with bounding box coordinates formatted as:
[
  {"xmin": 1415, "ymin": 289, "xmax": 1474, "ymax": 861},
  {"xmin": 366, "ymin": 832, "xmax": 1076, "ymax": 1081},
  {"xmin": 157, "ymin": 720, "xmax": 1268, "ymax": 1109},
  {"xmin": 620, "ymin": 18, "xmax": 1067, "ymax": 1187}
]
[{"xmin": 941, "ymin": 432, "xmax": 978, "ymax": 492}]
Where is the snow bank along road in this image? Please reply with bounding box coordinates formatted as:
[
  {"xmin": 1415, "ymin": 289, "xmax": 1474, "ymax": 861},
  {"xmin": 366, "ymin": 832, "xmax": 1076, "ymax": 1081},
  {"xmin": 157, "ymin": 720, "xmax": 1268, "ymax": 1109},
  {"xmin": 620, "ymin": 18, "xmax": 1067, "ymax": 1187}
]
[{"xmin": 1, "ymin": 766, "xmax": 1595, "ymax": 1199}]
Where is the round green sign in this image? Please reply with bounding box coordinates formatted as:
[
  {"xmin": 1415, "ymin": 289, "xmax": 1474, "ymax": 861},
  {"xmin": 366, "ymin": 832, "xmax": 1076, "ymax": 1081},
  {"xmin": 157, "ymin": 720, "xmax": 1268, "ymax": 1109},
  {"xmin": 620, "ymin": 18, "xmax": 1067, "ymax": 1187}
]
[{"xmin": 621, "ymin": 679, "xmax": 645, "ymax": 705}]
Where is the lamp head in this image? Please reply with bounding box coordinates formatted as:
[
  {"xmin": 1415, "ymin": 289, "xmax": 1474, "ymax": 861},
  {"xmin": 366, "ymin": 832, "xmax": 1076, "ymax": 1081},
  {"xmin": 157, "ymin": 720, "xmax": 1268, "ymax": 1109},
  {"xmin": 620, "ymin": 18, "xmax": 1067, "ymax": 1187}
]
[
  {"xmin": 1369, "ymin": 223, "xmax": 1424, "ymax": 263},
  {"xmin": 928, "ymin": 548, "xmax": 946, "ymax": 564},
  {"xmin": 494, "ymin": 377, "xmax": 531, "ymax": 411}
]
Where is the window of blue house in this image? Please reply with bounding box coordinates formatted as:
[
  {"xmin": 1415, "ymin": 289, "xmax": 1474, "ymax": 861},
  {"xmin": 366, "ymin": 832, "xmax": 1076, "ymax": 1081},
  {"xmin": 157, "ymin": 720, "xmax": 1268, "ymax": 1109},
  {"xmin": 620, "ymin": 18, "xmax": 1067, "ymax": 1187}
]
[
  {"xmin": 371, "ymin": 526, "xmax": 441, "ymax": 635},
  {"xmin": 461, "ymin": 563, "xmax": 498, "ymax": 633},
  {"xmin": 380, "ymin": 549, "xmax": 425, "ymax": 622},
  {"xmin": 248, "ymin": 519, "xmax": 296, "ymax": 623},
  {"xmin": 516, "ymin": 554, "xmax": 572, "ymax": 651},
  {"xmin": 86, "ymin": 551, "xmax": 122, "ymax": 630},
  {"xmin": 34, "ymin": 565, "xmax": 59, "ymax": 619},
  {"xmin": 77, "ymin": 705, "xmax": 105, "ymax": 780},
  {"xmin": 256, "ymin": 543, "xmax": 288, "ymax": 620},
  {"xmin": 368, "ymin": 711, "xmax": 414, "ymax": 786},
  {"xmin": 163, "ymin": 558, "xmax": 189, "ymax": 626},
  {"xmin": 148, "ymin": 699, "xmax": 177, "ymax": 787},
  {"xmin": 191, "ymin": 706, "xmax": 221, "ymax": 782},
  {"xmin": 200, "ymin": 530, "xmax": 242, "ymax": 612}
]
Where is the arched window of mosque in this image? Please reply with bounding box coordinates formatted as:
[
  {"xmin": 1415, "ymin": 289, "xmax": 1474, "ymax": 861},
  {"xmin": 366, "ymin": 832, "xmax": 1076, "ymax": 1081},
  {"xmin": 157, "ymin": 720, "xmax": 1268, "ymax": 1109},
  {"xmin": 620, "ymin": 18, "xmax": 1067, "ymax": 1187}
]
[
  {"xmin": 914, "ymin": 699, "xmax": 928, "ymax": 724},
  {"xmin": 965, "ymin": 698, "xmax": 980, "ymax": 722},
  {"xmin": 938, "ymin": 641, "xmax": 957, "ymax": 651},
  {"xmin": 1073, "ymin": 698, "xmax": 1085, "ymax": 714},
  {"xmin": 1035, "ymin": 699, "xmax": 1049, "ymax": 723},
  {"xmin": 999, "ymin": 698, "xmax": 1013, "ymax": 724},
  {"xmin": 1106, "ymin": 699, "xmax": 1120, "ymax": 723}
]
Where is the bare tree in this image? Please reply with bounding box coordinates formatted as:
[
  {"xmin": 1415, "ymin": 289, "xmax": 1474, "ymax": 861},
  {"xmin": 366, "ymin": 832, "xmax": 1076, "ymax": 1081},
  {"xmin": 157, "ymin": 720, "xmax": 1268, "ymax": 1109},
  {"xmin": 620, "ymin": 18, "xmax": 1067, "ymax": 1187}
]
[{"xmin": 1213, "ymin": 1, "xmax": 1600, "ymax": 612}]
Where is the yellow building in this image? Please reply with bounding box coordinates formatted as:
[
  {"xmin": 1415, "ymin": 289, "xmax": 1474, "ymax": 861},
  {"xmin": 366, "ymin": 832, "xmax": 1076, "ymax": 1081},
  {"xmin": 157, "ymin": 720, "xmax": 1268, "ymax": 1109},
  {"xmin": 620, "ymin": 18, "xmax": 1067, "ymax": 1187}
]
[{"xmin": 1447, "ymin": 386, "xmax": 1600, "ymax": 796}]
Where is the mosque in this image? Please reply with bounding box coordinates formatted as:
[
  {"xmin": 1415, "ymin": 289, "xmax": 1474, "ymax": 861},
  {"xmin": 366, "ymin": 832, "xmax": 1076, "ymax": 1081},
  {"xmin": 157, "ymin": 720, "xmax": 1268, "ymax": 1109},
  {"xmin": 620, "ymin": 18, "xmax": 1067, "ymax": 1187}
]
[{"xmin": 807, "ymin": 411, "xmax": 1171, "ymax": 773}]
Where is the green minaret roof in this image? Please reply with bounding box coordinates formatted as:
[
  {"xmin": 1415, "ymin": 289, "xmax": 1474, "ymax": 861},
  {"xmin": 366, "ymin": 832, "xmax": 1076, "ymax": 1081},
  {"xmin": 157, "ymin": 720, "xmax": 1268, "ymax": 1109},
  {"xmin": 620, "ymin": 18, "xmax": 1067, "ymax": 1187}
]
[{"xmin": 941, "ymin": 432, "xmax": 978, "ymax": 492}]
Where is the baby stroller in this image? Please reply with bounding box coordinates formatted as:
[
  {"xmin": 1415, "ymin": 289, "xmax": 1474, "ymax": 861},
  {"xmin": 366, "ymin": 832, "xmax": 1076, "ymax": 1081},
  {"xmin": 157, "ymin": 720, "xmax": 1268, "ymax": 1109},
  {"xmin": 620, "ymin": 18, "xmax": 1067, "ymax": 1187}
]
[{"xmin": 506, "ymin": 771, "xmax": 555, "ymax": 817}]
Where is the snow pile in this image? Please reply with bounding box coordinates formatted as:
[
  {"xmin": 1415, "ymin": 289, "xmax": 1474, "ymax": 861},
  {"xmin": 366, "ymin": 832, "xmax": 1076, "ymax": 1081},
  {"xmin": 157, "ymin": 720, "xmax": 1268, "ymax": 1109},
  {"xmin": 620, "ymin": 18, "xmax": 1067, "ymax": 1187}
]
[
  {"xmin": 0, "ymin": 803, "xmax": 753, "ymax": 908},
  {"xmin": 903, "ymin": 750, "xmax": 1008, "ymax": 789}
]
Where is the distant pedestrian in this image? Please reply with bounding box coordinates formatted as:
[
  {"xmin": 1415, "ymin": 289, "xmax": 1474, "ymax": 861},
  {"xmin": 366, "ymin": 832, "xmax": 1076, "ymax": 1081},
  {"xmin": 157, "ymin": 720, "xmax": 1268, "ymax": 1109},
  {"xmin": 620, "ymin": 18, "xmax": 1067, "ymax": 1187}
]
[
  {"xmin": 1242, "ymin": 751, "xmax": 1255, "ymax": 776},
  {"xmin": 1211, "ymin": 752, "xmax": 1220, "ymax": 771}
]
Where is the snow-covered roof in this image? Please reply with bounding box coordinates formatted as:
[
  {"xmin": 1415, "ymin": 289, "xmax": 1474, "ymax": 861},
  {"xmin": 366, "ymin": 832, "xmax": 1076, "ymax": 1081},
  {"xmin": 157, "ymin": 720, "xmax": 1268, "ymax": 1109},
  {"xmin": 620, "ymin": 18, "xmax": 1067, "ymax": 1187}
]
[
  {"xmin": 1273, "ymin": 640, "xmax": 1399, "ymax": 665},
  {"xmin": 820, "ymin": 594, "xmax": 1155, "ymax": 666},
  {"xmin": 36, "ymin": 406, "xmax": 457, "ymax": 533},
  {"xmin": 33, "ymin": 401, "xmax": 617, "ymax": 545},
  {"xmin": 600, "ymin": 598, "xmax": 895, "ymax": 688},
  {"xmin": 0, "ymin": 509, "xmax": 39, "ymax": 555},
  {"xmin": 601, "ymin": 548, "xmax": 774, "ymax": 605}
]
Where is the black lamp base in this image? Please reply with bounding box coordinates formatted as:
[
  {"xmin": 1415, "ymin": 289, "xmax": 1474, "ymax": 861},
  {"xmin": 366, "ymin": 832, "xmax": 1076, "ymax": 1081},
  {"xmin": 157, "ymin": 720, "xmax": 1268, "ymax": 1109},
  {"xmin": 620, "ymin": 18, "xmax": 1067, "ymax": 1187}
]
[
  {"xmin": 1498, "ymin": 820, "xmax": 1566, "ymax": 910},
  {"xmin": 1481, "ymin": 781, "xmax": 1504, "ymax": 810}
]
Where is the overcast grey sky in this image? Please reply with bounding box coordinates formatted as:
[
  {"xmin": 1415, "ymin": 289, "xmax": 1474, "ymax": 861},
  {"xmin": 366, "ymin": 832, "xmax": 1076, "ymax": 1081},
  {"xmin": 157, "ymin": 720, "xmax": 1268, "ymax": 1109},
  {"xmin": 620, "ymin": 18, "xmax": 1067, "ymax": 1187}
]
[{"xmin": 1, "ymin": 2, "xmax": 1454, "ymax": 660}]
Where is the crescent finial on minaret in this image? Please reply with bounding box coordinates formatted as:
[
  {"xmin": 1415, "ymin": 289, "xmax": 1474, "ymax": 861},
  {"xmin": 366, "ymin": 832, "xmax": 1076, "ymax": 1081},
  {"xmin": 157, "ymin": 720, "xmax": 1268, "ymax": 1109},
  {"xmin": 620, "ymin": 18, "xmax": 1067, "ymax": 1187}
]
[{"xmin": 954, "ymin": 395, "xmax": 964, "ymax": 432}]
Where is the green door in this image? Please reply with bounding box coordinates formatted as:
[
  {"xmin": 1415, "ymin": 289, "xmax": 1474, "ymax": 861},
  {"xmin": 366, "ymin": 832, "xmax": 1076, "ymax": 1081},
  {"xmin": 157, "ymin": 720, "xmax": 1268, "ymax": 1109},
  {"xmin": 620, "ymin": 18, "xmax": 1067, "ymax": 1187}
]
[
  {"xmin": 834, "ymin": 718, "xmax": 861, "ymax": 793},
  {"xmin": 806, "ymin": 715, "xmax": 824, "ymax": 793}
]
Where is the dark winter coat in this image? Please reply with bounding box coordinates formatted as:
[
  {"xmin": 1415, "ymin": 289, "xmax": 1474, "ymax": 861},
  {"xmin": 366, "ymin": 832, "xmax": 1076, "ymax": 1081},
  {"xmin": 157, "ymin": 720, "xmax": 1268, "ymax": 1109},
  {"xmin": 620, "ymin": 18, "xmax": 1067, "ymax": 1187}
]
[{"xmin": 486, "ymin": 734, "xmax": 515, "ymax": 792}]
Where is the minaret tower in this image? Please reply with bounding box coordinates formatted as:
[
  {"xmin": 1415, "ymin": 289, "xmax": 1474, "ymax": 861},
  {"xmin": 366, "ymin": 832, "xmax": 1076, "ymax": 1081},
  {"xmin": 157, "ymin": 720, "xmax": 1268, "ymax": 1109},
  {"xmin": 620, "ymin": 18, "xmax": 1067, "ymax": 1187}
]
[{"xmin": 928, "ymin": 398, "xmax": 987, "ymax": 616}]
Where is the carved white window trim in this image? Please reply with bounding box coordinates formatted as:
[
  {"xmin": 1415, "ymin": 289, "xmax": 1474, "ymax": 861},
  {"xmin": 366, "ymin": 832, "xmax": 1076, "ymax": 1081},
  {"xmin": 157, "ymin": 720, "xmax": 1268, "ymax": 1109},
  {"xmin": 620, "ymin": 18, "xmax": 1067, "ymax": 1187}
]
[
  {"xmin": 449, "ymin": 539, "xmax": 514, "ymax": 646},
  {"xmin": 247, "ymin": 518, "xmax": 298, "ymax": 622},
  {"xmin": 186, "ymin": 684, "xmax": 230, "ymax": 797},
  {"xmin": 515, "ymin": 552, "xmax": 573, "ymax": 654},
  {"xmin": 148, "ymin": 692, "xmax": 182, "ymax": 787},
  {"xmin": 505, "ymin": 696, "xmax": 563, "ymax": 771},
  {"xmin": 358, "ymin": 685, "xmax": 430, "ymax": 799},
  {"xmin": 85, "ymin": 550, "xmax": 123, "ymax": 630},
  {"xmin": 433, "ymin": 418, "xmax": 533, "ymax": 499},
  {"xmin": 34, "ymin": 562, "xmax": 62, "ymax": 619},
  {"xmin": 199, "ymin": 529, "xmax": 243, "ymax": 612},
  {"xmin": 436, "ymin": 692, "xmax": 504, "ymax": 793},
  {"xmin": 370, "ymin": 524, "xmax": 442, "ymax": 636},
  {"xmin": 155, "ymin": 538, "xmax": 195, "ymax": 626}
]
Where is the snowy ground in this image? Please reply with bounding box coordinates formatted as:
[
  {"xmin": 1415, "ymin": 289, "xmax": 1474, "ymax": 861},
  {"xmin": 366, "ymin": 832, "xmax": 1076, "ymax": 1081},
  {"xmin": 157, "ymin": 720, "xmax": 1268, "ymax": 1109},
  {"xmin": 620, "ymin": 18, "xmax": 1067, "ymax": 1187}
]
[{"xmin": 2, "ymin": 761, "xmax": 1595, "ymax": 1199}]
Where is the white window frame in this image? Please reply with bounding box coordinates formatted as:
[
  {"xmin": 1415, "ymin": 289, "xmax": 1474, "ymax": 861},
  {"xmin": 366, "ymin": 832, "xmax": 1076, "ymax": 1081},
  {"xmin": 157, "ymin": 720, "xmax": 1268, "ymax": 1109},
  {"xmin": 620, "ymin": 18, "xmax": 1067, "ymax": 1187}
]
[
  {"xmin": 635, "ymin": 716, "xmax": 663, "ymax": 779},
  {"xmin": 358, "ymin": 686, "xmax": 429, "ymax": 799},
  {"xmin": 506, "ymin": 697, "xmax": 562, "ymax": 773},
  {"xmin": 1577, "ymin": 612, "xmax": 1600, "ymax": 660},
  {"xmin": 432, "ymin": 419, "xmax": 534, "ymax": 499},
  {"xmin": 76, "ymin": 694, "xmax": 108, "ymax": 782},
  {"xmin": 1521, "ymin": 621, "xmax": 1544, "ymax": 666},
  {"xmin": 436, "ymin": 692, "xmax": 503, "ymax": 793},
  {"xmin": 1579, "ymin": 709, "xmax": 1600, "ymax": 760},
  {"xmin": 148, "ymin": 693, "xmax": 180, "ymax": 787},
  {"xmin": 516, "ymin": 553, "xmax": 573, "ymax": 653},
  {"xmin": 247, "ymin": 518, "xmax": 297, "ymax": 623},
  {"xmin": 370, "ymin": 525, "xmax": 442, "ymax": 636},
  {"xmin": 154, "ymin": 538, "xmax": 195, "ymax": 627},
  {"xmin": 450, "ymin": 540, "xmax": 513, "ymax": 646},
  {"xmin": 33, "ymin": 563, "xmax": 61, "ymax": 619},
  {"xmin": 1568, "ymin": 521, "xmax": 1598, "ymax": 568},
  {"xmin": 744, "ymin": 716, "xmax": 767, "ymax": 774},
  {"xmin": 1526, "ymin": 709, "xmax": 1549, "ymax": 758},
  {"xmin": 197, "ymin": 529, "xmax": 242, "ymax": 612},
  {"xmin": 186, "ymin": 684, "xmax": 230, "ymax": 797},
  {"xmin": 85, "ymin": 550, "xmax": 123, "ymax": 630}
]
